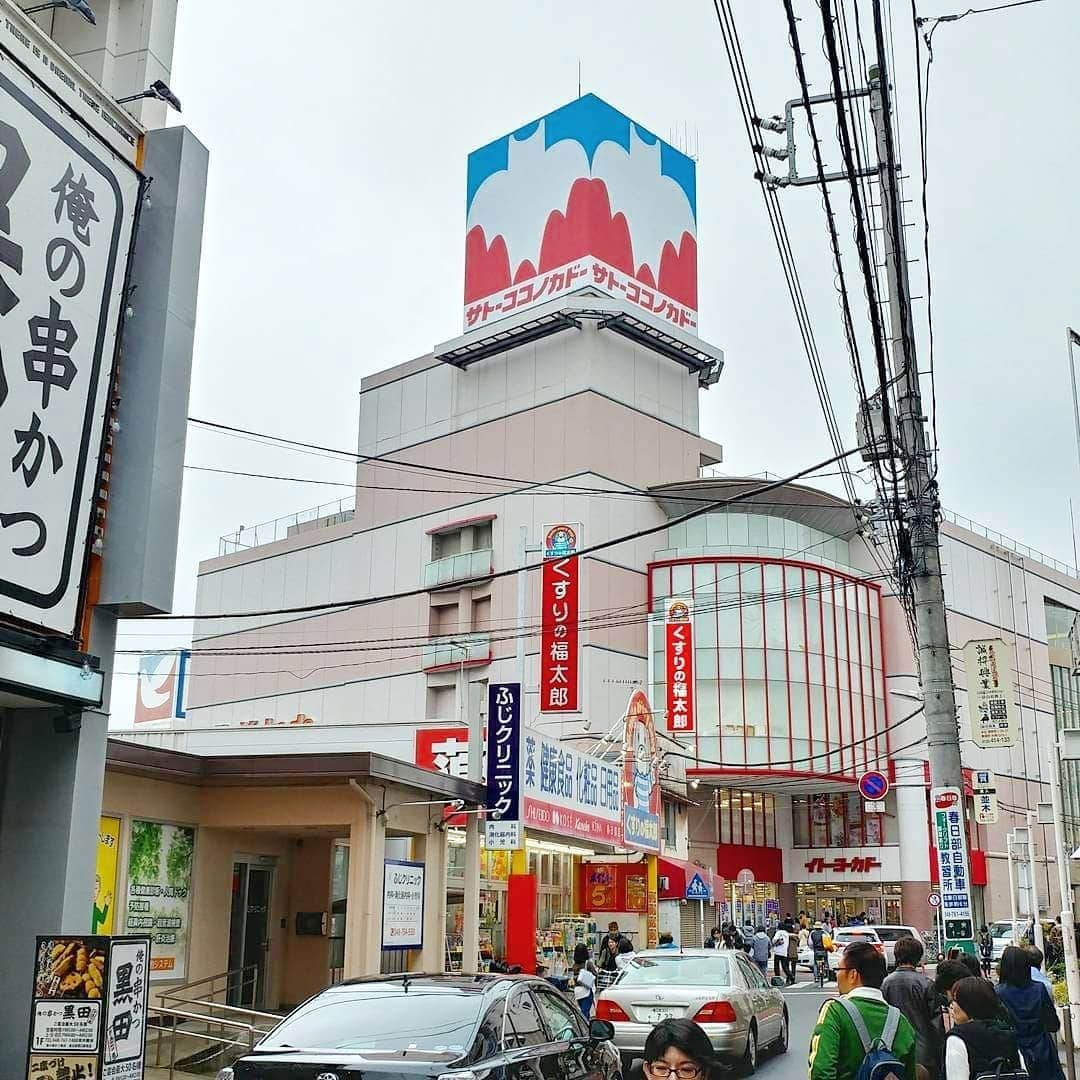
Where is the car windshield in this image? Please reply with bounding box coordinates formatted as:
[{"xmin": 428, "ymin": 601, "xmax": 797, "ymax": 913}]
[
  {"xmin": 837, "ymin": 931, "xmax": 878, "ymax": 942},
  {"xmin": 619, "ymin": 955, "xmax": 732, "ymax": 986},
  {"xmin": 989, "ymin": 922, "xmax": 1016, "ymax": 938},
  {"xmin": 874, "ymin": 929, "xmax": 915, "ymax": 943},
  {"xmin": 261, "ymin": 988, "xmax": 480, "ymax": 1053}
]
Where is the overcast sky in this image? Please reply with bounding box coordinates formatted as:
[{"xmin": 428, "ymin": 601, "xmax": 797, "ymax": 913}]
[{"xmin": 110, "ymin": 0, "xmax": 1080, "ymax": 721}]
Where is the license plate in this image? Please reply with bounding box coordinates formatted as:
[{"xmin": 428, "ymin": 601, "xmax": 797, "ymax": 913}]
[{"xmin": 643, "ymin": 1007, "xmax": 679, "ymax": 1023}]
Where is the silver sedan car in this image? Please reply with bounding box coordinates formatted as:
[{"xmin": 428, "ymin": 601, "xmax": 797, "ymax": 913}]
[{"xmin": 593, "ymin": 949, "xmax": 787, "ymax": 1076}]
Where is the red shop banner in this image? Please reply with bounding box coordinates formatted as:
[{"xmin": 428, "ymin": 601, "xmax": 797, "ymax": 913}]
[
  {"xmin": 665, "ymin": 598, "xmax": 695, "ymax": 733},
  {"xmin": 540, "ymin": 523, "xmax": 581, "ymax": 713}
]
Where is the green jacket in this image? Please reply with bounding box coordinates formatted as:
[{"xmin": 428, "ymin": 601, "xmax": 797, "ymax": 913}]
[{"xmin": 808, "ymin": 988, "xmax": 919, "ymax": 1080}]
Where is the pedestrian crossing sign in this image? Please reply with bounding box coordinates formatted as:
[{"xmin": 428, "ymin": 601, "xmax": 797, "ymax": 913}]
[{"xmin": 685, "ymin": 873, "xmax": 710, "ymax": 901}]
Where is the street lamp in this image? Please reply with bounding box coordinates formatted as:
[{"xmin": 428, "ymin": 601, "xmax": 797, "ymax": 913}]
[
  {"xmin": 117, "ymin": 79, "xmax": 181, "ymax": 112},
  {"xmin": 22, "ymin": 0, "xmax": 95, "ymax": 25}
]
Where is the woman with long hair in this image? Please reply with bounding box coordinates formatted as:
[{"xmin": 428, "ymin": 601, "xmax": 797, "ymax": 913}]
[
  {"xmin": 996, "ymin": 945, "xmax": 1064, "ymax": 1080},
  {"xmin": 642, "ymin": 1019, "xmax": 720, "ymax": 1080}
]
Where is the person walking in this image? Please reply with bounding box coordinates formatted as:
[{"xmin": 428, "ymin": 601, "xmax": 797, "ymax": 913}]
[
  {"xmin": 882, "ymin": 935, "xmax": 944, "ymax": 1080},
  {"xmin": 703, "ymin": 926, "xmax": 721, "ymax": 949},
  {"xmin": 772, "ymin": 923, "xmax": 789, "ymax": 982},
  {"xmin": 786, "ymin": 923, "xmax": 799, "ymax": 985},
  {"xmin": 751, "ymin": 926, "xmax": 771, "ymax": 975},
  {"xmin": 571, "ymin": 943, "xmax": 597, "ymax": 1020},
  {"xmin": 977, "ymin": 927, "xmax": 993, "ymax": 978},
  {"xmin": 597, "ymin": 935, "xmax": 621, "ymax": 991},
  {"xmin": 944, "ymin": 976, "xmax": 1026, "ymax": 1079},
  {"xmin": 996, "ymin": 944, "xmax": 1064, "ymax": 1080},
  {"xmin": 615, "ymin": 937, "xmax": 636, "ymax": 970},
  {"xmin": 808, "ymin": 940, "xmax": 918, "ymax": 1080}
]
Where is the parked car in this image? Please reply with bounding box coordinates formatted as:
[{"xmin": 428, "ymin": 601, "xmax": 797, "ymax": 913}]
[
  {"xmin": 216, "ymin": 973, "xmax": 620, "ymax": 1080},
  {"xmin": 828, "ymin": 927, "xmax": 885, "ymax": 972},
  {"xmin": 989, "ymin": 919, "xmax": 1030, "ymax": 960},
  {"xmin": 594, "ymin": 948, "xmax": 787, "ymax": 1076},
  {"xmin": 871, "ymin": 925, "xmax": 924, "ymax": 969}
]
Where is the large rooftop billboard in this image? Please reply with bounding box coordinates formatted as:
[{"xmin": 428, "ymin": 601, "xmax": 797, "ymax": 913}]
[{"xmin": 464, "ymin": 94, "xmax": 697, "ymax": 335}]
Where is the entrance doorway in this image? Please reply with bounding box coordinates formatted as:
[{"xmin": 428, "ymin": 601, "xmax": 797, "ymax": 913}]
[
  {"xmin": 228, "ymin": 860, "xmax": 275, "ymax": 1007},
  {"xmin": 796, "ymin": 883, "xmax": 903, "ymax": 926}
]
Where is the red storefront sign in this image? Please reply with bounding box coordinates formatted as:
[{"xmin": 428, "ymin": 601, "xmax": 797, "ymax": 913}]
[
  {"xmin": 804, "ymin": 856, "xmax": 883, "ymax": 874},
  {"xmin": 540, "ymin": 523, "xmax": 580, "ymax": 713},
  {"xmin": 665, "ymin": 599, "xmax": 694, "ymax": 733}
]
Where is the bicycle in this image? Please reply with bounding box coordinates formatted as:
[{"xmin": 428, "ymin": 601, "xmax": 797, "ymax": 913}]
[{"xmin": 814, "ymin": 951, "xmax": 830, "ymax": 988}]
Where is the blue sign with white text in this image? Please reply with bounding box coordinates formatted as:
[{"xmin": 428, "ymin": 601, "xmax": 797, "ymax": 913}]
[{"xmin": 486, "ymin": 683, "xmax": 521, "ymax": 825}]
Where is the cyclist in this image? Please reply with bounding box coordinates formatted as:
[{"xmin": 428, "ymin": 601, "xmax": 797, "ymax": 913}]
[{"xmin": 811, "ymin": 920, "xmax": 835, "ymax": 986}]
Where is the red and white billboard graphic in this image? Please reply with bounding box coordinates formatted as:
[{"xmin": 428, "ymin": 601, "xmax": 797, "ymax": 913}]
[
  {"xmin": 464, "ymin": 95, "xmax": 697, "ymax": 335},
  {"xmin": 415, "ymin": 726, "xmax": 470, "ymax": 826},
  {"xmin": 133, "ymin": 651, "xmax": 189, "ymax": 724},
  {"xmin": 665, "ymin": 598, "xmax": 695, "ymax": 733},
  {"xmin": 540, "ymin": 523, "xmax": 581, "ymax": 713}
]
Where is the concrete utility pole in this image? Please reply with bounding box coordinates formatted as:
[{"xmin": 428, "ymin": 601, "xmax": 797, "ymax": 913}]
[
  {"xmin": 1050, "ymin": 736, "xmax": 1080, "ymax": 1041},
  {"xmin": 868, "ymin": 13, "xmax": 971, "ymax": 942}
]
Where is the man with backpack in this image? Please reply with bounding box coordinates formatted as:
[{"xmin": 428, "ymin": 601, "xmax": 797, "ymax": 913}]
[{"xmin": 808, "ymin": 940, "xmax": 919, "ymax": 1080}]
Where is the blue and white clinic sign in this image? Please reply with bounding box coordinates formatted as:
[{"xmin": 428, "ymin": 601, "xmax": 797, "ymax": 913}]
[
  {"xmin": 685, "ymin": 873, "xmax": 712, "ymax": 901},
  {"xmin": 382, "ymin": 860, "xmax": 425, "ymax": 950},
  {"xmin": 485, "ymin": 683, "xmax": 523, "ymax": 850}
]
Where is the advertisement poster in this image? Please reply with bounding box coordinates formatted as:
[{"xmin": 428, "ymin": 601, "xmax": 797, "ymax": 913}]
[
  {"xmin": 521, "ymin": 725, "xmax": 623, "ymax": 844},
  {"xmin": 485, "ymin": 683, "xmax": 522, "ymax": 850},
  {"xmin": 665, "ymin": 599, "xmax": 695, "ymax": 733},
  {"xmin": 586, "ymin": 866, "xmax": 617, "ymax": 910},
  {"xmin": 93, "ymin": 817, "xmax": 120, "ymax": 935},
  {"xmin": 539, "ymin": 523, "xmax": 581, "ymax": 713},
  {"xmin": 624, "ymin": 874, "xmax": 647, "ymax": 913},
  {"xmin": 622, "ymin": 690, "xmax": 662, "ymax": 853},
  {"xmin": 963, "ymin": 638, "xmax": 1017, "ymax": 748},
  {"xmin": 26, "ymin": 936, "xmax": 150, "ymax": 1080},
  {"xmin": 932, "ymin": 787, "xmax": 974, "ymax": 943},
  {"xmin": 381, "ymin": 860, "xmax": 425, "ymax": 950},
  {"xmin": 125, "ymin": 820, "xmax": 195, "ymax": 980}
]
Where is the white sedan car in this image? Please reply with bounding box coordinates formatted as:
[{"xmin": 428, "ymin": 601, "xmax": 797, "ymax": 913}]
[{"xmin": 828, "ymin": 927, "xmax": 885, "ymax": 972}]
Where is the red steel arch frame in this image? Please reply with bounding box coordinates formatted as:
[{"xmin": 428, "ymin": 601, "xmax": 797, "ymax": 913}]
[{"xmin": 647, "ymin": 555, "xmax": 891, "ymax": 783}]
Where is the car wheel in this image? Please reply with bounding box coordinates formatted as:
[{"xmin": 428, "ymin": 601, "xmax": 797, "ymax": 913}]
[
  {"xmin": 776, "ymin": 1009, "xmax": 789, "ymax": 1054},
  {"xmin": 737, "ymin": 1024, "xmax": 757, "ymax": 1076}
]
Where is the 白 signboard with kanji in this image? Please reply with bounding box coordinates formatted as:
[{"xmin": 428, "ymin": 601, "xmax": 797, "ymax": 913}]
[
  {"xmin": 963, "ymin": 638, "xmax": 1017, "ymax": 748},
  {"xmin": 932, "ymin": 787, "xmax": 974, "ymax": 944},
  {"xmin": 0, "ymin": 49, "xmax": 140, "ymax": 637}
]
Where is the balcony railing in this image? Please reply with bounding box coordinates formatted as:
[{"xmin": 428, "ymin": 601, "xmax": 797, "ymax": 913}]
[
  {"xmin": 423, "ymin": 548, "xmax": 493, "ymax": 589},
  {"xmin": 422, "ymin": 633, "xmax": 492, "ymax": 671}
]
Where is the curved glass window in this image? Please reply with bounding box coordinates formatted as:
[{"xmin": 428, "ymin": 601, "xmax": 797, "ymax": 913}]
[{"xmin": 650, "ymin": 557, "xmax": 887, "ymax": 779}]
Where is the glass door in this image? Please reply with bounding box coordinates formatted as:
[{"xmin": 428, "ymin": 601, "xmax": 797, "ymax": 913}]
[{"xmin": 227, "ymin": 861, "xmax": 274, "ymax": 1007}]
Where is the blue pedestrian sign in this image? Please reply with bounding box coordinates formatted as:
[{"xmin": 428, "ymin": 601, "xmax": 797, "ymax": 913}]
[
  {"xmin": 858, "ymin": 770, "xmax": 890, "ymax": 801},
  {"xmin": 685, "ymin": 873, "xmax": 711, "ymax": 901}
]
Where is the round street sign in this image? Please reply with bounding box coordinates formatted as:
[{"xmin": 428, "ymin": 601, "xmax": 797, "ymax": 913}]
[
  {"xmin": 858, "ymin": 770, "xmax": 890, "ymax": 801},
  {"xmin": 928, "ymin": 893, "xmax": 942, "ymax": 908},
  {"xmin": 736, "ymin": 868, "xmax": 755, "ymax": 891}
]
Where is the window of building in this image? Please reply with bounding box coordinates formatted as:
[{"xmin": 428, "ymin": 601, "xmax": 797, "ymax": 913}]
[
  {"xmin": 472, "ymin": 595, "xmax": 492, "ymax": 632},
  {"xmin": 429, "ymin": 600, "xmax": 459, "ymax": 637},
  {"xmin": 791, "ymin": 792, "xmax": 891, "ymax": 848},
  {"xmin": 431, "ymin": 519, "xmax": 494, "ymax": 561},
  {"xmin": 717, "ymin": 790, "xmax": 775, "ymax": 847},
  {"xmin": 426, "ymin": 684, "xmax": 456, "ymax": 720},
  {"xmin": 651, "ymin": 556, "xmax": 886, "ymax": 779},
  {"xmin": 663, "ymin": 800, "xmax": 678, "ymax": 848}
]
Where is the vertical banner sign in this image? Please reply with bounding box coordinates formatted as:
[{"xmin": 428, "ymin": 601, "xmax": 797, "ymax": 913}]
[
  {"xmin": 540, "ymin": 523, "xmax": 581, "ymax": 713},
  {"xmin": 972, "ymin": 770, "xmax": 999, "ymax": 825},
  {"xmin": 381, "ymin": 860, "xmax": 425, "ymax": 950},
  {"xmin": 963, "ymin": 638, "xmax": 1017, "ymax": 748},
  {"xmin": 0, "ymin": 50, "xmax": 140, "ymax": 636},
  {"xmin": 125, "ymin": 820, "xmax": 195, "ymax": 981},
  {"xmin": 665, "ymin": 598, "xmax": 695, "ymax": 733},
  {"xmin": 92, "ymin": 816, "xmax": 120, "ymax": 934},
  {"xmin": 932, "ymin": 787, "xmax": 974, "ymax": 942},
  {"xmin": 622, "ymin": 689, "xmax": 662, "ymax": 852},
  {"xmin": 485, "ymin": 682, "xmax": 523, "ymax": 850},
  {"xmin": 25, "ymin": 934, "xmax": 150, "ymax": 1080}
]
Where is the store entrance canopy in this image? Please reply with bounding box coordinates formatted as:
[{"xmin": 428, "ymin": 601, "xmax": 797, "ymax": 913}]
[{"xmin": 658, "ymin": 857, "xmax": 715, "ymax": 902}]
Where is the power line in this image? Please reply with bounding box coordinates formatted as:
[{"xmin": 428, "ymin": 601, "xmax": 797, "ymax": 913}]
[
  {"xmin": 919, "ymin": 0, "xmax": 1050, "ymax": 22},
  {"xmin": 124, "ymin": 448, "xmax": 863, "ymax": 622}
]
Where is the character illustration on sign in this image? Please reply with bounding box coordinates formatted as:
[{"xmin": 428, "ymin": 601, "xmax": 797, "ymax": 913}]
[
  {"xmin": 625, "ymin": 693, "xmax": 659, "ymax": 815},
  {"xmin": 90, "ymin": 876, "xmax": 111, "ymax": 936},
  {"xmin": 667, "ymin": 600, "xmax": 690, "ymax": 622},
  {"xmin": 544, "ymin": 523, "xmax": 577, "ymax": 559}
]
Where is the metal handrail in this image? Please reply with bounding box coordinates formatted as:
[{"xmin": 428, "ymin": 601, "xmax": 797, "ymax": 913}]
[
  {"xmin": 164, "ymin": 996, "xmax": 282, "ymax": 1024},
  {"xmin": 148, "ymin": 1004, "xmax": 262, "ymax": 1080}
]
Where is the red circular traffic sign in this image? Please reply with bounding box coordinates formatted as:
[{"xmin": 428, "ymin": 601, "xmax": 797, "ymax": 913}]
[
  {"xmin": 858, "ymin": 770, "xmax": 890, "ymax": 801},
  {"xmin": 928, "ymin": 893, "xmax": 942, "ymax": 908},
  {"xmin": 736, "ymin": 868, "xmax": 755, "ymax": 890}
]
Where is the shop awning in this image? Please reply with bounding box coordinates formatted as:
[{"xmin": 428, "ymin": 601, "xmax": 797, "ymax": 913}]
[{"xmin": 658, "ymin": 857, "xmax": 715, "ymax": 902}]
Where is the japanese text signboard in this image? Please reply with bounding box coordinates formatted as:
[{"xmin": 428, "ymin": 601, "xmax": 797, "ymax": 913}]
[
  {"xmin": 464, "ymin": 94, "xmax": 697, "ymax": 334},
  {"xmin": 381, "ymin": 860, "xmax": 424, "ymax": 950},
  {"xmin": 26, "ymin": 934, "xmax": 150, "ymax": 1080},
  {"xmin": 665, "ymin": 599, "xmax": 695, "ymax": 733},
  {"xmin": 932, "ymin": 787, "xmax": 974, "ymax": 942},
  {"xmin": 0, "ymin": 52, "xmax": 140, "ymax": 637},
  {"xmin": 485, "ymin": 682, "xmax": 523, "ymax": 850},
  {"xmin": 972, "ymin": 769, "xmax": 999, "ymax": 825},
  {"xmin": 521, "ymin": 724, "xmax": 623, "ymax": 844},
  {"xmin": 125, "ymin": 820, "xmax": 194, "ymax": 981},
  {"xmin": 622, "ymin": 689, "xmax": 662, "ymax": 853},
  {"xmin": 540, "ymin": 523, "xmax": 581, "ymax": 713},
  {"xmin": 963, "ymin": 638, "xmax": 1017, "ymax": 748}
]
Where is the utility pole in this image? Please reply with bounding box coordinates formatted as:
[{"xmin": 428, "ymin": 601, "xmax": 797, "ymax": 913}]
[
  {"xmin": 1050, "ymin": 736, "xmax": 1080, "ymax": 1043},
  {"xmin": 868, "ymin": 10, "xmax": 971, "ymax": 945}
]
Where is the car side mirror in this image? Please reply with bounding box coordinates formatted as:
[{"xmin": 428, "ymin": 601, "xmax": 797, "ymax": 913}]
[
  {"xmin": 588, "ymin": 1019, "xmax": 615, "ymax": 1042},
  {"xmin": 770, "ymin": 976, "xmax": 786, "ymax": 988}
]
